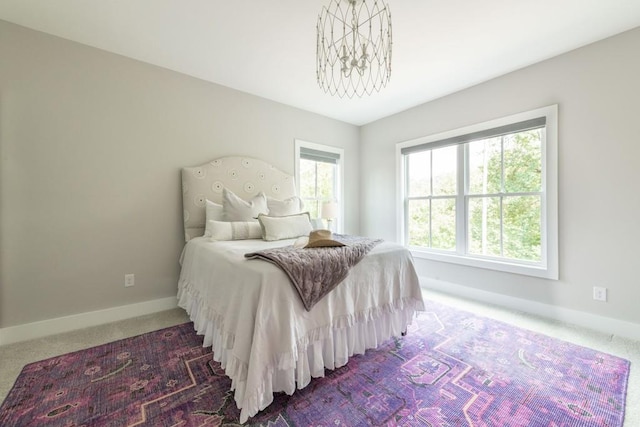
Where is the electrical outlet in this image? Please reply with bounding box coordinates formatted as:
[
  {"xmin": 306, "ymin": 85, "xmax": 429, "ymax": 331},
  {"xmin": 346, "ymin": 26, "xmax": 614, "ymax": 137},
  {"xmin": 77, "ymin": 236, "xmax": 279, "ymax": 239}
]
[
  {"xmin": 125, "ymin": 274, "xmax": 135, "ymax": 287},
  {"xmin": 593, "ymin": 286, "xmax": 607, "ymax": 302}
]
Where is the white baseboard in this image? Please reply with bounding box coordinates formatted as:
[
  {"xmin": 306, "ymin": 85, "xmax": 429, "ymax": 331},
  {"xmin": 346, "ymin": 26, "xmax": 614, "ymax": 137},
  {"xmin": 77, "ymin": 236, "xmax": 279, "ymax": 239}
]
[
  {"xmin": 420, "ymin": 277, "xmax": 640, "ymax": 342},
  {"xmin": 3, "ymin": 281, "xmax": 637, "ymax": 346},
  {"xmin": 0, "ymin": 297, "xmax": 179, "ymax": 346}
]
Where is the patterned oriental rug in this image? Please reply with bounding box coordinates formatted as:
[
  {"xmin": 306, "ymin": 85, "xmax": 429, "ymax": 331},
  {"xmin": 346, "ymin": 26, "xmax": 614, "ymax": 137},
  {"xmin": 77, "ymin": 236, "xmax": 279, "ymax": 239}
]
[{"xmin": 0, "ymin": 300, "xmax": 630, "ymax": 426}]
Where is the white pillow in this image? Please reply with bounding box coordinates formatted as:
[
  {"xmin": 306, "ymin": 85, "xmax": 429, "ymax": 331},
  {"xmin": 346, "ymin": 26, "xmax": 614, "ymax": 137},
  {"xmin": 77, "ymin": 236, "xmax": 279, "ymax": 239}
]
[
  {"xmin": 267, "ymin": 196, "xmax": 305, "ymax": 217},
  {"xmin": 204, "ymin": 199, "xmax": 224, "ymax": 237},
  {"xmin": 258, "ymin": 212, "xmax": 313, "ymax": 241},
  {"xmin": 208, "ymin": 220, "xmax": 262, "ymax": 241},
  {"xmin": 223, "ymin": 188, "xmax": 268, "ymax": 221}
]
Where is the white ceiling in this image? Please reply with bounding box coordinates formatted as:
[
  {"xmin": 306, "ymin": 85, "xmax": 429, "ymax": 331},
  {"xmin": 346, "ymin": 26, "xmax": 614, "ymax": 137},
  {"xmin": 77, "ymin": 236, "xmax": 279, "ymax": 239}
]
[{"xmin": 1, "ymin": 1, "xmax": 639, "ymax": 125}]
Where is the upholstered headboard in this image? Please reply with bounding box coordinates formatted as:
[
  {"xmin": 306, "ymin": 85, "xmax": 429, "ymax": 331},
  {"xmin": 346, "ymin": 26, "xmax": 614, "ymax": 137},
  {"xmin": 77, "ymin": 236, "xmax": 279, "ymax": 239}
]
[{"xmin": 181, "ymin": 156, "xmax": 297, "ymax": 241}]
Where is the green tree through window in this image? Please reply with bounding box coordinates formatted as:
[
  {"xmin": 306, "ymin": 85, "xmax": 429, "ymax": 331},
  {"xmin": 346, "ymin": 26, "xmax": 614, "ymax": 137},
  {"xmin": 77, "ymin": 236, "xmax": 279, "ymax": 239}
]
[
  {"xmin": 467, "ymin": 130, "xmax": 542, "ymax": 262},
  {"xmin": 295, "ymin": 141, "xmax": 343, "ymax": 231},
  {"xmin": 299, "ymin": 158, "xmax": 336, "ymax": 219},
  {"xmin": 399, "ymin": 105, "xmax": 557, "ymax": 279},
  {"xmin": 407, "ymin": 145, "xmax": 457, "ymax": 251}
]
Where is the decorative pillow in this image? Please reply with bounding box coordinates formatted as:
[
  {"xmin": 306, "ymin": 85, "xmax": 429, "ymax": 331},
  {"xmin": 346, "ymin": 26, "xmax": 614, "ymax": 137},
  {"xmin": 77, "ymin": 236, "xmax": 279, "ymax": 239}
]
[
  {"xmin": 208, "ymin": 220, "xmax": 263, "ymax": 241},
  {"xmin": 258, "ymin": 212, "xmax": 313, "ymax": 241},
  {"xmin": 267, "ymin": 196, "xmax": 305, "ymax": 217},
  {"xmin": 204, "ymin": 199, "xmax": 224, "ymax": 237},
  {"xmin": 222, "ymin": 188, "xmax": 268, "ymax": 221}
]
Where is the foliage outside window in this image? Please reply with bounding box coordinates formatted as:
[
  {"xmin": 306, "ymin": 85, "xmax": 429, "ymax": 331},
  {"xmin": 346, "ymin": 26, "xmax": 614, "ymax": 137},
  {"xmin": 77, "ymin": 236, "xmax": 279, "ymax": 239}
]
[
  {"xmin": 295, "ymin": 140, "xmax": 344, "ymax": 232},
  {"xmin": 407, "ymin": 146, "xmax": 458, "ymax": 251},
  {"xmin": 398, "ymin": 106, "xmax": 558, "ymax": 279},
  {"xmin": 299, "ymin": 157, "xmax": 337, "ymax": 219}
]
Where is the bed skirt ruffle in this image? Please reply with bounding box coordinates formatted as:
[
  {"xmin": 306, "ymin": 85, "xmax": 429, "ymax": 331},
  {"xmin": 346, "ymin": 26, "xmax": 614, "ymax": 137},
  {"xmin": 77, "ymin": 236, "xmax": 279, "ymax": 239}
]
[{"xmin": 178, "ymin": 279, "xmax": 425, "ymax": 423}]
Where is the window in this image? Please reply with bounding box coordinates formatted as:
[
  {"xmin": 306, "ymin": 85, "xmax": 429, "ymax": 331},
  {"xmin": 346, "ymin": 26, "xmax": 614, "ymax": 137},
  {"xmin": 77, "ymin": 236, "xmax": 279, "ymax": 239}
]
[
  {"xmin": 397, "ymin": 105, "xmax": 558, "ymax": 279},
  {"xmin": 295, "ymin": 140, "xmax": 344, "ymax": 232}
]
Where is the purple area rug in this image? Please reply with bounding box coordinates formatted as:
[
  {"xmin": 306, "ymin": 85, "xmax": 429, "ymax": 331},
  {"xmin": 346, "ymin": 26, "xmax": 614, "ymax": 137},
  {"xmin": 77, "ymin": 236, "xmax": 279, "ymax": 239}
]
[{"xmin": 0, "ymin": 300, "xmax": 630, "ymax": 426}]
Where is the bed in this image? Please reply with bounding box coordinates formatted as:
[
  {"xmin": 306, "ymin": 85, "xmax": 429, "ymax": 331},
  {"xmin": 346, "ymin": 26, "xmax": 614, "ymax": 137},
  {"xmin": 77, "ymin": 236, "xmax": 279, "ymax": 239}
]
[{"xmin": 177, "ymin": 156, "xmax": 425, "ymax": 423}]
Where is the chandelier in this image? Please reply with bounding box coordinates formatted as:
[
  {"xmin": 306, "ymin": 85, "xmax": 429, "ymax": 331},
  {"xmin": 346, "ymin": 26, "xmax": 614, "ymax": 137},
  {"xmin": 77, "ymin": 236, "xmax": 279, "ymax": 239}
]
[{"xmin": 316, "ymin": 0, "xmax": 392, "ymax": 98}]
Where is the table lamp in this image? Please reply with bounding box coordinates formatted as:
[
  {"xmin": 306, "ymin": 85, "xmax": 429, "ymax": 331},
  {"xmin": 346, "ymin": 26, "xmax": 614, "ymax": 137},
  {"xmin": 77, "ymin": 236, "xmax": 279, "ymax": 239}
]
[{"xmin": 321, "ymin": 201, "xmax": 338, "ymax": 231}]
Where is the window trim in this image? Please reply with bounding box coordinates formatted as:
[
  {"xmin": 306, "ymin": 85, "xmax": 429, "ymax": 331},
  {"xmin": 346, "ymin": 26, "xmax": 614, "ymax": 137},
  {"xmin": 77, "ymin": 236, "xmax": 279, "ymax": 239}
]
[
  {"xmin": 294, "ymin": 139, "xmax": 345, "ymax": 233},
  {"xmin": 396, "ymin": 105, "xmax": 558, "ymax": 279}
]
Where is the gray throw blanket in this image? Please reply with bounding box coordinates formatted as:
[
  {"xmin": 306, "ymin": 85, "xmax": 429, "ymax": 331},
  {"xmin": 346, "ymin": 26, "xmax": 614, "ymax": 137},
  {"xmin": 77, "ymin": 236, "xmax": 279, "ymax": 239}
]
[{"xmin": 245, "ymin": 235, "xmax": 382, "ymax": 311}]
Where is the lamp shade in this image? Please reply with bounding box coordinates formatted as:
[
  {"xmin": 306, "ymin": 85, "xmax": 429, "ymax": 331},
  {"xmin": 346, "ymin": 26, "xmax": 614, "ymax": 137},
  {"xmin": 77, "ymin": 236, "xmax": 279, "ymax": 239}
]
[{"xmin": 321, "ymin": 201, "xmax": 338, "ymax": 219}]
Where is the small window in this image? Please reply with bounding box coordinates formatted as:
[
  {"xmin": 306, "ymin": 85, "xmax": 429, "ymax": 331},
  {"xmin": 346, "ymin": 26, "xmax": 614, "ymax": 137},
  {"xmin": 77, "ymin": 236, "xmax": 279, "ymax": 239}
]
[
  {"xmin": 295, "ymin": 140, "xmax": 344, "ymax": 232},
  {"xmin": 397, "ymin": 105, "xmax": 558, "ymax": 279}
]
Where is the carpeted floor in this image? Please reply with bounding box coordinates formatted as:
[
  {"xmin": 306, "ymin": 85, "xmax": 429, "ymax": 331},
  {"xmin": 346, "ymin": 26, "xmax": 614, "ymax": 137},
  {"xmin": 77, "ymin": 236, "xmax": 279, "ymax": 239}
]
[{"xmin": 0, "ymin": 296, "xmax": 632, "ymax": 426}]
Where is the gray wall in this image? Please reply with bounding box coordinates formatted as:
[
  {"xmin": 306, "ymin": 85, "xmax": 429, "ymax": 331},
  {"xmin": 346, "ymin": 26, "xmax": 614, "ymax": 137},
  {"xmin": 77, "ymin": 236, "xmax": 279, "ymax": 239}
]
[
  {"xmin": 360, "ymin": 27, "xmax": 640, "ymax": 325},
  {"xmin": 0, "ymin": 20, "xmax": 359, "ymax": 328},
  {"xmin": 2, "ymin": 17, "xmax": 639, "ymax": 331}
]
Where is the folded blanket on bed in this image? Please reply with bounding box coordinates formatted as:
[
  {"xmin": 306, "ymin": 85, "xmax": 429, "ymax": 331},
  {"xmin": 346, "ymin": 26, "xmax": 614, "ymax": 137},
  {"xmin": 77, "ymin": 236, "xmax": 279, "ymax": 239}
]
[{"xmin": 245, "ymin": 235, "xmax": 382, "ymax": 311}]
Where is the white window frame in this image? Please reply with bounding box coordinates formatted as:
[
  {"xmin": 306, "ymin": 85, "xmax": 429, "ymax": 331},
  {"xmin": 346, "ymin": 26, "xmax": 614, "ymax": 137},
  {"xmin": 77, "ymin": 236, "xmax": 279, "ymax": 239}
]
[
  {"xmin": 294, "ymin": 139, "xmax": 345, "ymax": 233},
  {"xmin": 396, "ymin": 105, "xmax": 558, "ymax": 279}
]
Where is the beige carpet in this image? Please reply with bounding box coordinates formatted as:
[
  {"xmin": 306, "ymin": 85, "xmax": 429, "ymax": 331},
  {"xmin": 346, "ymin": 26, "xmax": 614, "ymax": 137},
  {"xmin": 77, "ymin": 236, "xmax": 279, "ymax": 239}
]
[{"xmin": 1, "ymin": 289, "xmax": 638, "ymax": 425}]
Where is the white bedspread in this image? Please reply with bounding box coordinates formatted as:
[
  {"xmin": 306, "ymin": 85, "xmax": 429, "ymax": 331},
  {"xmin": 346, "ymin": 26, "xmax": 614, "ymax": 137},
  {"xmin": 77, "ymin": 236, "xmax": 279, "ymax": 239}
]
[{"xmin": 177, "ymin": 237, "xmax": 425, "ymax": 423}]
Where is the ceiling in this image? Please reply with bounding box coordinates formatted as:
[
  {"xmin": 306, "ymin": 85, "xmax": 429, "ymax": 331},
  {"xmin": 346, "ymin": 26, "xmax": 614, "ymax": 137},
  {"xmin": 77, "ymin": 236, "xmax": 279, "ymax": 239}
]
[{"xmin": 1, "ymin": 1, "xmax": 639, "ymax": 126}]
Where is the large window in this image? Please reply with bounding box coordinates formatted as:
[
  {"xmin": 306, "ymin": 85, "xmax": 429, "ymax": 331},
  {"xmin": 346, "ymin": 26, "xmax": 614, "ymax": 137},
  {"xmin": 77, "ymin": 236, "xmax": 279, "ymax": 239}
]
[
  {"xmin": 397, "ymin": 105, "xmax": 558, "ymax": 279},
  {"xmin": 295, "ymin": 140, "xmax": 344, "ymax": 232}
]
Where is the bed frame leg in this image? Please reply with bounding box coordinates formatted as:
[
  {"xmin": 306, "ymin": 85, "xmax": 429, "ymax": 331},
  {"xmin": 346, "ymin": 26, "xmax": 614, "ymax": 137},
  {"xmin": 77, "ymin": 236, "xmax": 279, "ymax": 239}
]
[{"xmin": 401, "ymin": 330, "xmax": 407, "ymax": 336}]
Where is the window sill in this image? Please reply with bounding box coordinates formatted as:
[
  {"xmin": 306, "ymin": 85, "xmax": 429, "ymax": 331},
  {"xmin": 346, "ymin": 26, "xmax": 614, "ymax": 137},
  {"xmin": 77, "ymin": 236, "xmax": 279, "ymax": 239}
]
[{"xmin": 408, "ymin": 247, "xmax": 558, "ymax": 280}]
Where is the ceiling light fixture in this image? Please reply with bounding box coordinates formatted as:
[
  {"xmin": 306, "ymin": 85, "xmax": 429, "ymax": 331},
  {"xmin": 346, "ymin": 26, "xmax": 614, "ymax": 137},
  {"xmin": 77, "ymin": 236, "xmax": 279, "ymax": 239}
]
[{"xmin": 316, "ymin": 0, "xmax": 392, "ymax": 98}]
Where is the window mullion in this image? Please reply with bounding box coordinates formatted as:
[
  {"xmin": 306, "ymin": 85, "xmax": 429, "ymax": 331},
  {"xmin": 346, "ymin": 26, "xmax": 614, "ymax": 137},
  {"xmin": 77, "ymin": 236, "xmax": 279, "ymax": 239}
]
[
  {"xmin": 428, "ymin": 199, "xmax": 432, "ymax": 248},
  {"xmin": 500, "ymin": 135, "xmax": 505, "ymax": 192},
  {"xmin": 428, "ymin": 152, "xmax": 433, "ymax": 249},
  {"xmin": 403, "ymin": 155, "xmax": 409, "ymax": 244},
  {"xmin": 456, "ymin": 144, "xmax": 466, "ymax": 255},
  {"xmin": 499, "ymin": 196, "xmax": 504, "ymax": 257},
  {"xmin": 314, "ymin": 161, "xmax": 319, "ymax": 199},
  {"xmin": 332, "ymin": 163, "xmax": 338, "ymax": 202},
  {"xmin": 499, "ymin": 136, "xmax": 505, "ymax": 257}
]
